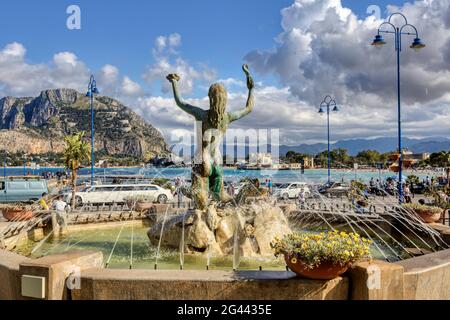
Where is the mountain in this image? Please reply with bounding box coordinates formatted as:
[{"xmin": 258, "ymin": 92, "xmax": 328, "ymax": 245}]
[
  {"xmin": 280, "ymin": 137, "xmax": 450, "ymax": 156},
  {"xmin": 0, "ymin": 89, "xmax": 168, "ymax": 158}
]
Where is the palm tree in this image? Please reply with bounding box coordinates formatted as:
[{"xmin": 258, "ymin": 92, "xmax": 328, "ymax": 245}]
[{"xmin": 63, "ymin": 132, "xmax": 91, "ymax": 209}]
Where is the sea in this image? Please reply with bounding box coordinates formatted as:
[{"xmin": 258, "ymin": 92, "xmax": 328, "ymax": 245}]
[{"xmin": 1, "ymin": 166, "xmax": 443, "ymax": 185}]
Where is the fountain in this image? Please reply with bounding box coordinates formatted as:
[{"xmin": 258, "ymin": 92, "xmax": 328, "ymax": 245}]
[
  {"xmin": 1, "ymin": 66, "xmax": 449, "ymax": 300},
  {"xmin": 147, "ymin": 67, "xmax": 293, "ymax": 268}
]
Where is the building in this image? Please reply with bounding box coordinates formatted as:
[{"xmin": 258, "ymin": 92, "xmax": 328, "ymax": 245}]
[
  {"xmin": 288, "ymin": 157, "xmax": 314, "ymax": 170},
  {"xmin": 303, "ymin": 157, "xmax": 315, "ymax": 169},
  {"xmin": 249, "ymin": 153, "xmax": 273, "ymax": 168},
  {"xmin": 412, "ymin": 153, "xmax": 431, "ymax": 162}
]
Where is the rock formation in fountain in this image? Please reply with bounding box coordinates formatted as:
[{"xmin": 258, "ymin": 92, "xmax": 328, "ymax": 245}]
[{"xmin": 147, "ymin": 201, "xmax": 292, "ymax": 257}]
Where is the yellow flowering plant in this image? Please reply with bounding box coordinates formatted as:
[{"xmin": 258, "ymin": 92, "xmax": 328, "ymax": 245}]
[{"xmin": 271, "ymin": 230, "xmax": 372, "ymax": 269}]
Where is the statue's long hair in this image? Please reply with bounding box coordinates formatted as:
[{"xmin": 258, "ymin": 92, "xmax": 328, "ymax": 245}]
[{"xmin": 208, "ymin": 83, "xmax": 227, "ymax": 130}]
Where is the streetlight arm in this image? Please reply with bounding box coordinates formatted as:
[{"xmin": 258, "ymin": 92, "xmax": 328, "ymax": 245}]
[
  {"xmin": 378, "ymin": 21, "xmax": 397, "ymax": 34},
  {"xmin": 388, "ymin": 12, "xmax": 408, "ymax": 25},
  {"xmin": 400, "ymin": 24, "xmax": 419, "ymax": 38},
  {"xmin": 322, "ymin": 95, "xmax": 333, "ymax": 105}
]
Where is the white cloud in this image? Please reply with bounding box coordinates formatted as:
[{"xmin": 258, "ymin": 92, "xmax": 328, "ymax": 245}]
[
  {"xmin": 168, "ymin": 33, "xmax": 182, "ymax": 47},
  {"xmin": 121, "ymin": 76, "xmax": 142, "ymax": 96},
  {"xmin": 99, "ymin": 64, "xmax": 119, "ymax": 85},
  {"xmin": 2, "ymin": 42, "xmax": 26, "ymax": 58},
  {"xmin": 244, "ymin": 0, "xmax": 450, "ymax": 142},
  {"xmin": 144, "ymin": 33, "xmax": 217, "ymax": 95},
  {"xmin": 0, "ymin": 43, "xmax": 90, "ymax": 96}
]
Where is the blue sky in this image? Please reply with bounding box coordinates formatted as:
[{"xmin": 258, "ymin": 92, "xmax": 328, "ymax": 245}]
[
  {"xmin": 1, "ymin": 0, "xmax": 449, "ymax": 144},
  {"xmin": 0, "ymin": 0, "xmax": 290, "ymax": 89},
  {"xmin": 0, "ymin": 0, "xmax": 409, "ymax": 95}
]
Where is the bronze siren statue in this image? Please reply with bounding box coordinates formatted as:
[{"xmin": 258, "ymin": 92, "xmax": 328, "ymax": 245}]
[{"xmin": 166, "ymin": 65, "xmax": 255, "ymax": 210}]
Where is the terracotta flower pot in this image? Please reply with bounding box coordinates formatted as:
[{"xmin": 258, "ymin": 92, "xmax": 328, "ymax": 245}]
[
  {"xmin": 2, "ymin": 208, "xmax": 33, "ymax": 222},
  {"xmin": 415, "ymin": 209, "xmax": 443, "ymax": 224},
  {"xmin": 285, "ymin": 255, "xmax": 350, "ymax": 280}
]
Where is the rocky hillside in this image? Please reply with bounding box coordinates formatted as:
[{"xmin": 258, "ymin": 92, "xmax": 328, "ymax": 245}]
[{"xmin": 0, "ymin": 89, "xmax": 168, "ymax": 158}]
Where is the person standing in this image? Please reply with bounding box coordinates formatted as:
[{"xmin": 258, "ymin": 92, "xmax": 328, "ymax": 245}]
[
  {"xmin": 297, "ymin": 191, "xmax": 305, "ymax": 205},
  {"xmin": 227, "ymin": 183, "xmax": 235, "ymax": 197},
  {"xmin": 404, "ymin": 184, "xmax": 412, "ymax": 203},
  {"xmin": 176, "ymin": 178, "xmax": 184, "ymax": 208},
  {"xmin": 39, "ymin": 193, "xmax": 49, "ymax": 211},
  {"xmin": 268, "ymin": 180, "xmax": 273, "ymax": 195},
  {"xmin": 51, "ymin": 196, "xmax": 69, "ymax": 237}
]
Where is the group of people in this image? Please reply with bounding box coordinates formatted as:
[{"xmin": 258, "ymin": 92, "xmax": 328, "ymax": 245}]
[
  {"xmin": 38, "ymin": 193, "xmax": 70, "ymax": 228},
  {"xmin": 264, "ymin": 179, "xmax": 274, "ymax": 194},
  {"xmin": 39, "ymin": 194, "xmax": 70, "ymax": 212},
  {"xmin": 40, "ymin": 171, "xmax": 69, "ymax": 181}
]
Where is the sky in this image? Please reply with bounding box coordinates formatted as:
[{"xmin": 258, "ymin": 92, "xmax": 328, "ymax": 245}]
[{"xmin": 0, "ymin": 0, "xmax": 449, "ymax": 146}]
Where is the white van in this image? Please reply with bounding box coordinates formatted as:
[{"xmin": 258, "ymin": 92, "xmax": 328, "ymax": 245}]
[
  {"xmin": 0, "ymin": 177, "xmax": 49, "ymax": 203},
  {"xmin": 64, "ymin": 184, "xmax": 173, "ymax": 206},
  {"xmin": 274, "ymin": 182, "xmax": 311, "ymax": 200}
]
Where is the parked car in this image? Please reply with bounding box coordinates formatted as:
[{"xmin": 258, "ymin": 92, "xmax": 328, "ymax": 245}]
[
  {"xmin": 0, "ymin": 177, "xmax": 49, "ymax": 203},
  {"xmin": 318, "ymin": 182, "xmax": 350, "ymax": 197},
  {"xmin": 64, "ymin": 184, "xmax": 174, "ymax": 206},
  {"xmin": 274, "ymin": 182, "xmax": 311, "ymax": 200}
]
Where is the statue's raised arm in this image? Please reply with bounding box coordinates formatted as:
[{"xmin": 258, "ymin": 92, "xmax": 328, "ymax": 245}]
[
  {"xmin": 228, "ymin": 64, "xmax": 255, "ymax": 122},
  {"xmin": 166, "ymin": 74, "xmax": 206, "ymax": 121}
]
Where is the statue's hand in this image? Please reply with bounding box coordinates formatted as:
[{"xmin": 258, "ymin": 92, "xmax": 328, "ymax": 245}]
[
  {"xmin": 166, "ymin": 74, "xmax": 181, "ymax": 83},
  {"xmin": 242, "ymin": 64, "xmax": 254, "ymax": 90}
]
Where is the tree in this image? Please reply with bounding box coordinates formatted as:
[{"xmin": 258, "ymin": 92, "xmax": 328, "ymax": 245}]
[
  {"xmin": 285, "ymin": 151, "xmax": 311, "ymax": 164},
  {"xmin": 313, "ymin": 148, "xmax": 350, "ymax": 168},
  {"xmin": 332, "ymin": 148, "xmax": 351, "ymax": 167},
  {"xmin": 356, "ymin": 150, "xmax": 382, "ymax": 166},
  {"xmin": 63, "ymin": 132, "xmax": 91, "ymax": 209},
  {"xmin": 429, "ymin": 151, "xmax": 450, "ymax": 167}
]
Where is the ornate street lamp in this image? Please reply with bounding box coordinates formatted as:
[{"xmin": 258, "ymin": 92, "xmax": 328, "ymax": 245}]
[
  {"xmin": 86, "ymin": 75, "xmax": 100, "ymax": 186},
  {"xmin": 319, "ymin": 95, "xmax": 339, "ymax": 184},
  {"xmin": 371, "ymin": 12, "xmax": 425, "ymax": 203}
]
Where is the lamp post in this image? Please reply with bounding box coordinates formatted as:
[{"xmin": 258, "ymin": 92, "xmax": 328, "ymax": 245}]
[
  {"xmin": 319, "ymin": 96, "xmax": 339, "ymax": 184},
  {"xmin": 86, "ymin": 75, "xmax": 99, "ymax": 186},
  {"xmin": 23, "ymin": 154, "xmax": 27, "ymax": 176},
  {"xmin": 3, "ymin": 156, "xmax": 6, "ymax": 180},
  {"xmin": 371, "ymin": 12, "xmax": 425, "ymax": 203}
]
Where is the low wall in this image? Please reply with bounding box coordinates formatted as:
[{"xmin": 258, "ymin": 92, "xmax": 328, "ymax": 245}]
[
  {"xmin": 0, "ymin": 249, "xmax": 32, "ymax": 300},
  {"xmin": 397, "ymin": 249, "xmax": 450, "ymax": 300},
  {"xmin": 2, "ymin": 248, "xmax": 450, "ymax": 300},
  {"xmin": 72, "ymin": 269, "xmax": 349, "ymax": 300}
]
